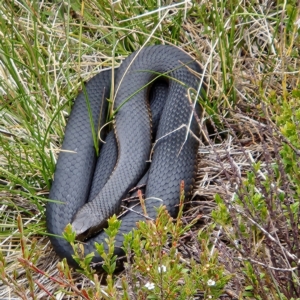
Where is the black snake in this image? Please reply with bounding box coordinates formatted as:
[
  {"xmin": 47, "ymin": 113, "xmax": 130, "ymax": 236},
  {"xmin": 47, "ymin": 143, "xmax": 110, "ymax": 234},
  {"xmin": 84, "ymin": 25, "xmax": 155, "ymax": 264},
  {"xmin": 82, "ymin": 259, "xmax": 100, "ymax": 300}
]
[{"xmin": 46, "ymin": 45, "xmax": 202, "ymax": 266}]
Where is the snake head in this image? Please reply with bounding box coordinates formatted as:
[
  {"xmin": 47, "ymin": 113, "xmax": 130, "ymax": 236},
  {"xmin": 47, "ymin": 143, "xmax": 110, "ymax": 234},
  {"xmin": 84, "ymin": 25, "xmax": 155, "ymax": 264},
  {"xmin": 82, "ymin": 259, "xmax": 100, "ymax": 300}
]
[{"xmin": 71, "ymin": 210, "xmax": 108, "ymax": 241}]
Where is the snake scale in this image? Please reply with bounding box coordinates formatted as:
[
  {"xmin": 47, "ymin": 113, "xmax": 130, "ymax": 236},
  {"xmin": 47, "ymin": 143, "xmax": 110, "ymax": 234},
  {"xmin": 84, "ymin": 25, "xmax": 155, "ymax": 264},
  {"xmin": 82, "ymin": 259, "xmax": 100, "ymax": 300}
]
[{"xmin": 47, "ymin": 45, "xmax": 202, "ymax": 266}]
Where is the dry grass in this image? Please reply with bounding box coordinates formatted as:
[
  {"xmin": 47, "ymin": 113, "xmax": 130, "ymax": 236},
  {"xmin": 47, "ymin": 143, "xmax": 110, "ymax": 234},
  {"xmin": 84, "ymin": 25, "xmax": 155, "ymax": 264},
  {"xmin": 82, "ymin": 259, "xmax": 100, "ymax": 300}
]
[{"xmin": 0, "ymin": 0, "xmax": 300, "ymax": 299}]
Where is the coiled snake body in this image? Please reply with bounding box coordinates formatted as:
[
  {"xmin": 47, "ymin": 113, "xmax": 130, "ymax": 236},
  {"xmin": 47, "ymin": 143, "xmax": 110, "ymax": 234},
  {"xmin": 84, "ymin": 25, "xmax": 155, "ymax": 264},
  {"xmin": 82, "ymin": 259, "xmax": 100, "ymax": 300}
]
[{"xmin": 47, "ymin": 45, "xmax": 202, "ymax": 266}]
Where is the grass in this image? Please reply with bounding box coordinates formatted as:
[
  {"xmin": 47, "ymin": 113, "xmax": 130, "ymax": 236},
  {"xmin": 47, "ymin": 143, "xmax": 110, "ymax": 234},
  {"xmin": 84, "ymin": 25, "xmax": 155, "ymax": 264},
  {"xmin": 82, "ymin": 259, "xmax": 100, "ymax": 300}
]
[{"xmin": 0, "ymin": 0, "xmax": 299, "ymax": 298}]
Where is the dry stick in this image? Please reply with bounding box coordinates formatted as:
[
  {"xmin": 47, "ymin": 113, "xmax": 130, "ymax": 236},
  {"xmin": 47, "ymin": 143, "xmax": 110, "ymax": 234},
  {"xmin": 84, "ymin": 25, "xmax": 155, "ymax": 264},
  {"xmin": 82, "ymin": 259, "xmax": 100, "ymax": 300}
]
[
  {"xmin": 205, "ymin": 137, "xmax": 238, "ymax": 259},
  {"xmin": 220, "ymin": 116, "xmax": 297, "ymax": 298},
  {"xmin": 128, "ymin": 184, "xmax": 146, "ymax": 194},
  {"xmin": 122, "ymin": 194, "xmax": 144, "ymax": 203},
  {"xmin": 246, "ymin": 151, "xmax": 284, "ymax": 194},
  {"xmin": 120, "ymin": 206, "xmax": 154, "ymax": 221},
  {"xmin": 233, "ymin": 206, "xmax": 299, "ymax": 263},
  {"xmin": 221, "ymin": 112, "xmax": 298, "ymax": 264},
  {"xmin": 33, "ymin": 280, "xmax": 56, "ymax": 300},
  {"xmin": 258, "ymin": 104, "xmax": 300, "ymax": 278},
  {"xmin": 98, "ymin": 120, "xmax": 114, "ymax": 144},
  {"xmin": 210, "ymin": 115, "xmax": 292, "ymax": 286},
  {"xmin": 150, "ymin": 122, "xmax": 202, "ymax": 161},
  {"xmin": 181, "ymin": 116, "xmax": 244, "ymax": 264},
  {"xmin": 246, "ymin": 146, "xmax": 294, "ymax": 264},
  {"xmin": 97, "ymin": 86, "xmax": 112, "ymax": 143},
  {"xmin": 0, "ymin": 213, "xmax": 41, "ymax": 247},
  {"xmin": 200, "ymin": 120, "xmax": 247, "ymax": 259},
  {"xmin": 150, "ymin": 124, "xmax": 185, "ymax": 160},
  {"xmin": 119, "ymin": 1, "xmax": 190, "ymax": 23},
  {"xmin": 17, "ymin": 257, "xmax": 97, "ymax": 300}
]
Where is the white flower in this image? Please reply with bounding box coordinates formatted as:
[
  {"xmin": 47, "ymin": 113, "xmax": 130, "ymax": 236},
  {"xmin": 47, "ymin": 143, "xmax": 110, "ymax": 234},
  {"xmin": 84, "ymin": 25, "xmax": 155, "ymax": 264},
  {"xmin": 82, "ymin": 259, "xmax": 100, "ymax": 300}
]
[
  {"xmin": 158, "ymin": 265, "xmax": 166, "ymax": 273},
  {"xmin": 234, "ymin": 239, "xmax": 240, "ymax": 246},
  {"xmin": 207, "ymin": 279, "xmax": 216, "ymax": 286},
  {"xmin": 145, "ymin": 282, "xmax": 155, "ymax": 290}
]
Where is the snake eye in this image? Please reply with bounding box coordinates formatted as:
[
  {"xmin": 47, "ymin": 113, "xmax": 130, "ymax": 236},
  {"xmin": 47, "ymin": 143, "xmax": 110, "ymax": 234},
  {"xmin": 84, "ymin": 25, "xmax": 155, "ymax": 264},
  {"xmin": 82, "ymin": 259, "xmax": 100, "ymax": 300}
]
[{"xmin": 71, "ymin": 213, "xmax": 108, "ymax": 241}]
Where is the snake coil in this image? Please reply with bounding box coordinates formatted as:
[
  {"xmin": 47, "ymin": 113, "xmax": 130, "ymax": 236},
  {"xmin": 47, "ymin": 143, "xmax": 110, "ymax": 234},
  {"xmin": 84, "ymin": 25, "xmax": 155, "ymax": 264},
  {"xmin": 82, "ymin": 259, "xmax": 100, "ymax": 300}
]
[{"xmin": 47, "ymin": 45, "xmax": 202, "ymax": 266}]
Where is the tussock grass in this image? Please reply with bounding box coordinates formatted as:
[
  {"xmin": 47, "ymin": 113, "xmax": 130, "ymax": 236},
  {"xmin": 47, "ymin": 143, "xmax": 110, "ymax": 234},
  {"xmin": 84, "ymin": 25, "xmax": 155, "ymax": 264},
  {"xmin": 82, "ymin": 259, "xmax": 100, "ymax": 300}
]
[{"xmin": 0, "ymin": 0, "xmax": 299, "ymax": 299}]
